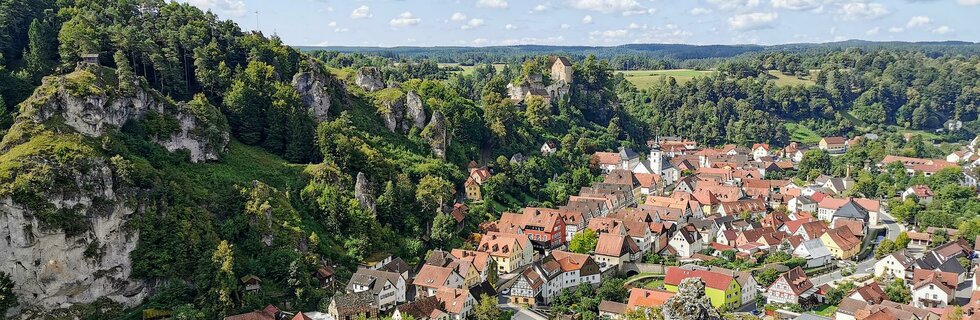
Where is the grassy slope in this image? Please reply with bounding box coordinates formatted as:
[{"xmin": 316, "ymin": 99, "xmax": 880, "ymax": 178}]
[
  {"xmin": 766, "ymin": 70, "xmax": 817, "ymax": 87},
  {"xmin": 618, "ymin": 69, "xmax": 716, "ymax": 87},
  {"xmin": 784, "ymin": 122, "xmax": 822, "ymax": 144}
]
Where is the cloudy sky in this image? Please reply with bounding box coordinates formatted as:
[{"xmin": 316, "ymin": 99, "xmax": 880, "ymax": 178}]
[{"xmin": 181, "ymin": 0, "xmax": 980, "ymax": 47}]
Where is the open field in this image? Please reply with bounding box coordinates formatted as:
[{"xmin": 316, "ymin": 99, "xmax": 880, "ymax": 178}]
[
  {"xmin": 618, "ymin": 69, "xmax": 716, "ymax": 87},
  {"xmin": 766, "ymin": 70, "xmax": 818, "ymax": 87},
  {"xmin": 784, "ymin": 122, "xmax": 822, "ymax": 144},
  {"xmin": 439, "ymin": 63, "xmax": 506, "ymax": 76}
]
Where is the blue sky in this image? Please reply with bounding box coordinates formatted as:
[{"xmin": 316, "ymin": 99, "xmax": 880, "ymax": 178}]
[{"xmin": 181, "ymin": 0, "xmax": 980, "ymax": 47}]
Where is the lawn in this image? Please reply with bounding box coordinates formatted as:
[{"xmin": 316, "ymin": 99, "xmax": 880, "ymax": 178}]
[
  {"xmin": 440, "ymin": 63, "xmax": 506, "ymax": 76},
  {"xmin": 766, "ymin": 70, "xmax": 817, "ymax": 87},
  {"xmin": 643, "ymin": 279, "xmax": 665, "ymax": 290},
  {"xmin": 618, "ymin": 69, "xmax": 716, "ymax": 88},
  {"xmin": 784, "ymin": 122, "xmax": 822, "ymax": 144},
  {"xmin": 811, "ymin": 305, "xmax": 838, "ymax": 317}
]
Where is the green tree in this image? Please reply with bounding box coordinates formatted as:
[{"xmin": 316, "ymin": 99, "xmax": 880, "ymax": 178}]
[
  {"xmin": 597, "ymin": 277, "xmax": 628, "ymax": 302},
  {"xmin": 826, "ymin": 281, "xmax": 856, "ymax": 305},
  {"xmin": 0, "ymin": 271, "xmax": 16, "ymax": 316},
  {"xmin": 430, "ymin": 213, "xmax": 457, "ymax": 246},
  {"xmin": 885, "ymin": 278, "xmax": 911, "ymax": 303},
  {"xmin": 895, "ymin": 231, "xmax": 910, "ymax": 249},
  {"xmin": 755, "ymin": 268, "xmax": 781, "ymax": 287},
  {"xmin": 797, "ymin": 149, "xmax": 831, "ymax": 179},
  {"xmin": 416, "ymin": 175, "xmax": 453, "ymax": 213},
  {"xmin": 473, "ymin": 294, "xmax": 502, "ymax": 320},
  {"xmin": 569, "ymin": 228, "xmax": 599, "ymax": 254},
  {"xmin": 224, "ymin": 60, "xmax": 276, "ymax": 145},
  {"xmin": 524, "ymin": 94, "xmax": 551, "ymax": 129},
  {"xmin": 208, "ymin": 240, "xmax": 237, "ymax": 317},
  {"xmin": 23, "ymin": 18, "xmax": 54, "ymax": 80},
  {"xmin": 58, "ymin": 14, "xmax": 99, "ymax": 65},
  {"xmin": 114, "ymin": 50, "xmax": 135, "ymax": 94},
  {"xmin": 874, "ymin": 239, "xmax": 896, "ymax": 259}
]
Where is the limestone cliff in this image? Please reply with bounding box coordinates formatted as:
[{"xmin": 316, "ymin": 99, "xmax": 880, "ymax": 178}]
[
  {"xmin": 355, "ymin": 67, "xmax": 385, "ymax": 92},
  {"xmin": 404, "ymin": 91, "xmax": 427, "ymax": 131},
  {"xmin": 8, "ymin": 65, "xmax": 228, "ymax": 162},
  {"xmin": 292, "ymin": 61, "xmax": 335, "ymax": 122},
  {"xmin": 354, "ymin": 172, "xmax": 376, "ymax": 215},
  {"xmin": 422, "ymin": 110, "xmax": 448, "ymax": 159}
]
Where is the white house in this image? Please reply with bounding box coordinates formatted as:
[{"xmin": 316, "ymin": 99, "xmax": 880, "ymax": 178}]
[
  {"xmin": 792, "ymin": 239, "xmax": 833, "ymax": 268},
  {"xmin": 541, "ymin": 141, "xmax": 558, "ymax": 156},
  {"xmin": 668, "ymin": 227, "xmax": 703, "ymax": 258},
  {"xmin": 787, "ymin": 196, "xmax": 817, "ymax": 214},
  {"xmin": 752, "ymin": 143, "xmax": 770, "ymax": 162},
  {"xmin": 912, "ymin": 277, "xmax": 953, "ymax": 308},
  {"xmin": 874, "ymin": 250, "xmax": 915, "ymax": 280},
  {"xmin": 346, "ymin": 268, "xmax": 408, "ymax": 312}
]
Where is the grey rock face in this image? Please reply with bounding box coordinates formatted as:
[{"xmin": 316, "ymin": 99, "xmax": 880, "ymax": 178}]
[
  {"xmin": 404, "ymin": 91, "xmax": 427, "ymax": 132},
  {"xmin": 354, "ymin": 172, "xmax": 376, "ymax": 215},
  {"xmin": 661, "ymin": 278, "xmax": 722, "ymax": 320},
  {"xmin": 292, "ymin": 69, "xmax": 332, "ymax": 122},
  {"xmin": 26, "ymin": 67, "xmax": 228, "ymax": 162},
  {"xmin": 0, "ymin": 160, "xmax": 147, "ymax": 313},
  {"xmin": 380, "ymin": 97, "xmax": 405, "ymax": 133},
  {"xmin": 355, "ymin": 67, "xmax": 385, "ymax": 92},
  {"xmin": 423, "ymin": 110, "xmax": 448, "ymax": 159}
]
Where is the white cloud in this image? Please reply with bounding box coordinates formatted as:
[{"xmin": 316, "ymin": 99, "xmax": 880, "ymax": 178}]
[
  {"xmin": 477, "ymin": 0, "xmax": 508, "ymax": 9},
  {"xmin": 708, "ymin": 0, "xmax": 761, "ymax": 11},
  {"xmin": 728, "ymin": 12, "xmax": 778, "ymax": 30},
  {"xmin": 186, "ymin": 0, "xmax": 247, "ymax": 17},
  {"xmin": 472, "ymin": 38, "xmax": 490, "ymax": 45},
  {"xmin": 567, "ymin": 0, "xmax": 651, "ymax": 16},
  {"xmin": 627, "ymin": 23, "xmax": 646, "ymax": 30},
  {"xmin": 932, "ymin": 25, "xmax": 954, "ymax": 34},
  {"xmin": 957, "ymin": 0, "xmax": 980, "ymax": 5},
  {"xmin": 888, "ymin": 26, "xmax": 904, "ymax": 33},
  {"xmin": 689, "ymin": 7, "xmax": 712, "ymax": 15},
  {"xmin": 582, "ymin": 15, "xmax": 593, "ymax": 24},
  {"xmin": 589, "ymin": 29, "xmax": 629, "ymax": 38},
  {"xmin": 560, "ymin": 23, "xmax": 571, "ymax": 29},
  {"xmin": 532, "ymin": 3, "xmax": 549, "ymax": 12},
  {"xmin": 499, "ymin": 36, "xmax": 565, "ymax": 45},
  {"xmin": 770, "ymin": 0, "xmax": 823, "ymax": 11},
  {"xmin": 906, "ymin": 16, "xmax": 931, "ymax": 28},
  {"xmin": 865, "ymin": 27, "xmax": 880, "ymax": 35},
  {"xmin": 450, "ymin": 12, "xmax": 467, "ymax": 22},
  {"xmin": 505, "ymin": 24, "xmax": 518, "ymax": 30},
  {"xmin": 389, "ymin": 12, "xmax": 421, "ymax": 27},
  {"xmin": 327, "ymin": 21, "xmax": 337, "ymax": 27},
  {"xmin": 350, "ymin": 5, "xmax": 372, "ymax": 19},
  {"xmin": 461, "ymin": 18, "xmax": 485, "ymax": 30},
  {"xmin": 837, "ymin": 2, "xmax": 889, "ymax": 21}
]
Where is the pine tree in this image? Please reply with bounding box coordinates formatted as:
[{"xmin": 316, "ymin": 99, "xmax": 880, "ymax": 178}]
[
  {"xmin": 24, "ymin": 18, "xmax": 54, "ymax": 80},
  {"xmin": 114, "ymin": 50, "xmax": 135, "ymax": 94}
]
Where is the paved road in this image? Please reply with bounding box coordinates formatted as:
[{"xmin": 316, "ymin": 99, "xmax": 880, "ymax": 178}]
[{"xmin": 812, "ymin": 211, "xmax": 902, "ymax": 286}]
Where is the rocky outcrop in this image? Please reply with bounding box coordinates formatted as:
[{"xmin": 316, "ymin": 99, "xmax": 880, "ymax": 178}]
[
  {"xmin": 0, "ymin": 160, "xmax": 147, "ymax": 313},
  {"xmin": 380, "ymin": 97, "xmax": 405, "ymax": 133},
  {"xmin": 422, "ymin": 110, "xmax": 448, "ymax": 159},
  {"xmin": 404, "ymin": 91, "xmax": 427, "ymax": 131},
  {"xmin": 354, "ymin": 172, "xmax": 376, "ymax": 215},
  {"xmin": 23, "ymin": 66, "xmax": 228, "ymax": 162},
  {"xmin": 292, "ymin": 66, "xmax": 332, "ymax": 122},
  {"xmin": 355, "ymin": 67, "xmax": 385, "ymax": 92},
  {"xmin": 661, "ymin": 278, "xmax": 721, "ymax": 320}
]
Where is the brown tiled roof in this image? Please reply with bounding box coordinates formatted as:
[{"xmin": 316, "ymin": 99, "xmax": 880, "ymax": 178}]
[
  {"xmin": 664, "ymin": 267, "xmax": 735, "ymax": 291},
  {"xmin": 825, "ymin": 227, "xmax": 861, "ymax": 251},
  {"xmin": 772, "ymin": 266, "xmax": 813, "ymax": 295},
  {"xmin": 223, "ymin": 305, "xmax": 280, "ymax": 320},
  {"xmin": 413, "ymin": 265, "xmax": 457, "ymax": 289},
  {"xmin": 627, "ymin": 288, "xmax": 675, "ymax": 309},
  {"xmin": 434, "ymin": 287, "xmax": 471, "ymax": 314},
  {"xmin": 595, "ymin": 233, "xmax": 640, "ymax": 257},
  {"xmin": 593, "ymin": 152, "xmax": 621, "ymax": 166},
  {"xmin": 395, "ymin": 296, "xmax": 443, "ymax": 320}
]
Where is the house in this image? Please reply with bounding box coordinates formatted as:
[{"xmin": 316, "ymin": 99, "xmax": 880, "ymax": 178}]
[
  {"xmin": 516, "ymin": 250, "xmax": 602, "ymax": 304},
  {"xmin": 787, "ymin": 196, "xmax": 817, "ymax": 214},
  {"xmin": 594, "ymin": 233, "xmax": 641, "ymax": 270},
  {"xmin": 715, "ymin": 199, "xmax": 767, "ymax": 217},
  {"xmin": 598, "ymin": 300, "xmax": 628, "ymax": 320},
  {"xmin": 477, "ymin": 232, "xmax": 535, "ymax": 274},
  {"xmin": 241, "ymin": 275, "xmax": 262, "ymax": 293},
  {"xmin": 434, "ymin": 287, "xmax": 476, "ymax": 319},
  {"xmin": 314, "ymin": 265, "xmax": 336, "ymax": 289},
  {"xmin": 328, "ymin": 291, "xmax": 378, "ymax": 320},
  {"xmin": 592, "ymin": 152, "xmax": 622, "ymax": 173},
  {"xmin": 819, "ymin": 137, "xmax": 847, "ymax": 154},
  {"xmin": 392, "ymin": 296, "xmax": 444, "ymax": 320},
  {"xmin": 510, "ymin": 266, "xmax": 545, "ymax": 306},
  {"xmin": 902, "ymin": 185, "xmax": 934, "ymax": 203},
  {"xmin": 668, "ymin": 225, "xmax": 703, "ymax": 258},
  {"xmin": 346, "ymin": 268, "xmax": 407, "ymax": 311},
  {"xmin": 847, "ymin": 282, "xmax": 886, "ymax": 304},
  {"xmin": 766, "ymin": 266, "xmax": 816, "ymax": 305},
  {"xmin": 414, "ymin": 265, "xmax": 465, "ymax": 297},
  {"xmin": 465, "ymin": 167, "xmax": 492, "ymax": 201},
  {"xmin": 224, "ymin": 305, "xmax": 283, "ymax": 320},
  {"xmin": 752, "ymin": 143, "xmax": 771, "ymax": 161},
  {"xmin": 693, "ymin": 266, "xmax": 758, "ymax": 307},
  {"xmin": 912, "ymin": 274, "xmax": 954, "ymax": 308},
  {"xmin": 874, "ymin": 250, "xmax": 916, "ymax": 280},
  {"xmin": 81, "ymin": 53, "xmax": 100, "ymax": 65},
  {"xmin": 792, "ymin": 239, "xmax": 833, "ymax": 268},
  {"xmin": 880, "ymin": 155, "xmax": 958, "ymax": 176},
  {"xmin": 520, "ymin": 208, "xmax": 567, "ymax": 250},
  {"xmin": 450, "ymin": 249, "xmax": 498, "ymax": 286},
  {"xmin": 816, "ymin": 197, "xmax": 849, "ymax": 222},
  {"xmin": 820, "ymin": 227, "xmax": 861, "ymax": 260},
  {"xmin": 831, "ymin": 201, "xmax": 869, "ymax": 228},
  {"xmin": 626, "ymin": 288, "xmax": 675, "ymax": 313},
  {"xmin": 664, "ymin": 267, "xmax": 741, "ymax": 309},
  {"xmin": 541, "ymin": 141, "xmax": 559, "ymax": 155},
  {"xmin": 551, "ymin": 56, "xmax": 573, "ymax": 84}
]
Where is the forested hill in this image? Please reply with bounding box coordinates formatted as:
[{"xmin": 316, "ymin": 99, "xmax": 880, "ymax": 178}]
[{"xmin": 298, "ymin": 40, "xmax": 980, "ymax": 66}]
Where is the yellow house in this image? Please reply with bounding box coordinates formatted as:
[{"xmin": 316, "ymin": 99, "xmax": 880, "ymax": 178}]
[
  {"xmin": 465, "ymin": 168, "xmax": 491, "ymax": 201},
  {"xmin": 664, "ymin": 267, "xmax": 741, "ymax": 310},
  {"xmin": 477, "ymin": 232, "xmax": 534, "ymax": 274},
  {"xmin": 449, "ymin": 259, "xmax": 481, "ymax": 288},
  {"xmin": 819, "ymin": 228, "xmax": 861, "ymax": 260}
]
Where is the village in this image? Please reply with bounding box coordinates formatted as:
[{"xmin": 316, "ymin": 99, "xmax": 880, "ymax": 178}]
[
  {"xmin": 222, "ymin": 118, "xmax": 980, "ymax": 320},
  {"xmin": 215, "ymin": 57, "xmax": 980, "ymax": 320}
]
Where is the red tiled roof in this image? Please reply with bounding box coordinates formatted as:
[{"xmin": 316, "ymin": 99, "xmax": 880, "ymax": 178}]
[
  {"xmin": 627, "ymin": 288, "xmax": 675, "ymax": 309},
  {"xmin": 664, "ymin": 267, "xmax": 735, "ymax": 291}
]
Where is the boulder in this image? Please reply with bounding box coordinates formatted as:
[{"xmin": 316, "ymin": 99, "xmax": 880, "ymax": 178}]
[
  {"xmin": 355, "ymin": 67, "xmax": 385, "ymax": 92},
  {"xmin": 661, "ymin": 278, "xmax": 721, "ymax": 320},
  {"xmin": 292, "ymin": 67, "xmax": 332, "ymax": 122},
  {"xmin": 404, "ymin": 91, "xmax": 427, "ymax": 132},
  {"xmin": 380, "ymin": 97, "xmax": 405, "ymax": 133}
]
